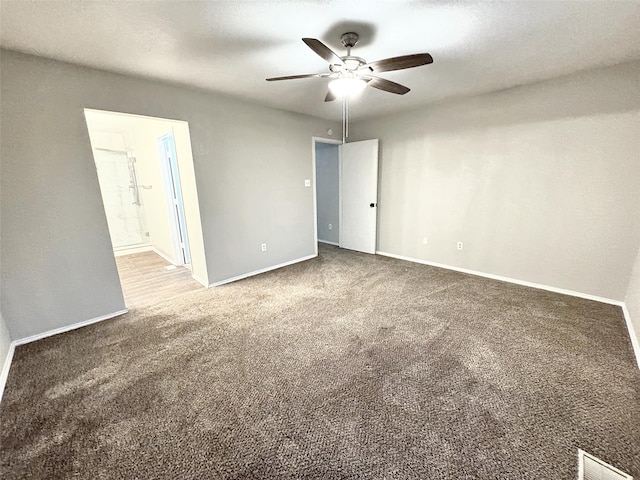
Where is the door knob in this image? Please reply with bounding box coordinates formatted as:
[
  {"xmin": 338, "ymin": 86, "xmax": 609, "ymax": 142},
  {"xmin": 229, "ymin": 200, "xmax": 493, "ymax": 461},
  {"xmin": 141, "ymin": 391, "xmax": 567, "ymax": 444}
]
[{"xmin": 370, "ymin": 203, "xmax": 376, "ymax": 208}]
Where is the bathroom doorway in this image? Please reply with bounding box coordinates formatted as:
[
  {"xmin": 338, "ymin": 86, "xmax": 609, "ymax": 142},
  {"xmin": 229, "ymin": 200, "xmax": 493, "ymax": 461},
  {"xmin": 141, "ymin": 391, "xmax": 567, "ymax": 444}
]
[{"xmin": 85, "ymin": 109, "xmax": 208, "ymax": 307}]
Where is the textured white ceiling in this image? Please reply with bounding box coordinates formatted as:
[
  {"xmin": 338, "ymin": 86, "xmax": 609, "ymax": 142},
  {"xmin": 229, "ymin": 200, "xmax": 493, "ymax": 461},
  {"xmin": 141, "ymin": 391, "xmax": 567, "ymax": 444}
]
[{"xmin": 1, "ymin": 1, "xmax": 639, "ymax": 121}]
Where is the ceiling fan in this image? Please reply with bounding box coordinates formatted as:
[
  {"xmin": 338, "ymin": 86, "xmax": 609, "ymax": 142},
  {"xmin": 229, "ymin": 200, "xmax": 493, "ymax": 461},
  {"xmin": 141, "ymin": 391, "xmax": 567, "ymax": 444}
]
[{"xmin": 266, "ymin": 32, "xmax": 433, "ymax": 102}]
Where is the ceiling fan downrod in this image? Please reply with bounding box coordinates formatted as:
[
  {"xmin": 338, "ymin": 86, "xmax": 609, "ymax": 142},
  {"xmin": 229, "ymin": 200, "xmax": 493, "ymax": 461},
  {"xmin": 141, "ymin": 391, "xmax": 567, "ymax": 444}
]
[{"xmin": 341, "ymin": 32, "xmax": 359, "ymax": 57}]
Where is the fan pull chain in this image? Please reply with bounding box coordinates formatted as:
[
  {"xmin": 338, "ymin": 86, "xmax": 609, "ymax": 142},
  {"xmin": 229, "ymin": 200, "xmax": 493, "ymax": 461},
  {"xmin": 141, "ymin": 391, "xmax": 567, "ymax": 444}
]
[
  {"xmin": 342, "ymin": 96, "xmax": 350, "ymax": 143},
  {"xmin": 346, "ymin": 96, "xmax": 349, "ymax": 139},
  {"xmin": 342, "ymin": 97, "xmax": 346, "ymax": 143}
]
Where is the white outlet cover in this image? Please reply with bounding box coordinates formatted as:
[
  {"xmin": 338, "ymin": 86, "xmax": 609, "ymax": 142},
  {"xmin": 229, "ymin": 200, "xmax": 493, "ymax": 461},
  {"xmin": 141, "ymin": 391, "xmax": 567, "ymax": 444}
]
[
  {"xmin": 422, "ymin": 237, "xmax": 428, "ymax": 245},
  {"xmin": 304, "ymin": 179, "xmax": 311, "ymax": 187},
  {"xmin": 328, "ymin": 224, "xmax": 332, "ymax": 230},
  {"xmin": 457, "ymin": 242, "xmax": 464, "ymax": 250}
]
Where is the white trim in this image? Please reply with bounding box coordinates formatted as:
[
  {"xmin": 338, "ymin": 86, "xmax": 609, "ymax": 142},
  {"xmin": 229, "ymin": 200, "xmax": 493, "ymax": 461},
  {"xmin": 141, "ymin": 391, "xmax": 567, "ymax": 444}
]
[
  {"xmin": 312, "ymin": 136, "xmax": 343, "ymax": 145},
  {"xmin": 318, "ymin": 239, "xmax": 339, "ymax": 246},
  {"xmin": 114, "ymin": 244, "xmax": 152, "ymax": 257},
  {"xmin": 84, "ymin": 108, "xmax": 188, "ymax": 126},
  {"xmin": 338, "ymin": 144, "xmax": 343, "ymax": 249},
  {"xmin": 621, "ymin": 304, "xmax": 640, "ymax": 370},
  {"xmin": 312, "ymin": 139, "xmax": 318, "ymax": 257},
  {"xmin": 312, "ymin": 136, "xmax": 343, "ymax": 257},
  {"xmin": 158, "ymin": 130, "xmax": 191, "ymax": 267},
  {"xmin": 0, "ymin": 342, "xmax": 16, "ymax": 404},
  {"xmin": 191, "ymin": 273, "xmax": 209, "ymax": 288},
  {"xmin": 13, "ymin": 309, "xmax": 128, "ymax": 346},
  {"xmin": 209, "ymin": 254, "xmax": 316, "ymax": 287},
  {"xmin": 152, "ymin": 247, "xmax": 177, "ymax": 266},
  {"xmin": 376, "ymin": 250, "xmax": 622, "ymax": 306}
]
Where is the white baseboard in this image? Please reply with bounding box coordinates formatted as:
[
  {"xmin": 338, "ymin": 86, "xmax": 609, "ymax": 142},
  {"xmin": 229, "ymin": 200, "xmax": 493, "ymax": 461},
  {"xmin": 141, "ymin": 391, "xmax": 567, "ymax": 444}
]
[
  {"xmin": 318, "ymin": 240, "xmax": 339, "ymax": 246},
  {"xmin": 192, "ymin": 274, "xmax": 209, "ymax": 288},
  {"xmin": 152, "ymin": 247, "xmax": 178, "ymax": 266},
  {"xmin": 209, "ymin": 254, "xmax": 317, "ymax": 287},
  {"xmin": 0, "ymin": 342, "xmax": 16, "ymax": 404},
  {"xmin": 376, "ymin": 250, "xmax": 640, "ymax": 370},
  {"xmin": 114, "ymin": 245, "xmax": 178, "ymax": 266},
  {"xmin": 114, "ymin": 244, "xmax": 152, "ymax": 257},
  {"xmin": 621, "ymin": 305, "xmax": 640, "ymax": 370},
  {"xmin": 1, "ymin": 309, "xmax": 128, "ymax": 403},
  {"xmin": 13, "ymin": 309, "xmax": 128, "ymax": 346},
  {"xmin": 376, "ymin": 251, "xmax": 621, "ymax": 306}
]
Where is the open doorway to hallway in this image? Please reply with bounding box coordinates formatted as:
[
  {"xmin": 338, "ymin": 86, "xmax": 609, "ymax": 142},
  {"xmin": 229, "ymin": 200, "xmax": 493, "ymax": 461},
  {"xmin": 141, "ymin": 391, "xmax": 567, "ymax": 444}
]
[
  {"xmin": 313, "ymin": 136, "xmax": 380, "ymax": 255},
  {"xmin": 313, "ymin": 137, "xmax": 341, "ymax": 251},
  {"xmin": 84, "ymin": 109, "xmax": 208, "ymax": 308}
]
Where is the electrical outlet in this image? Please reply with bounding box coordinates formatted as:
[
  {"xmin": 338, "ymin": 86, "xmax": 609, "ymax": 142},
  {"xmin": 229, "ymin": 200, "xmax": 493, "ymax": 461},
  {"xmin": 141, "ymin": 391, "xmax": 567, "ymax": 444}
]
[
  {"xmin": 304, "ymin": 179, "xmax": 311, "ymax": 187},
  {"xmin": 422, "ymin": 237, "xmax": 428, "ymax": 245},
  {"xmin": 457, "ymin": 241, "xmax": 463, "ymax": 250},
  {"xmin": 328, "ymin": 224, "xmax": 333, "ymax": 230},
  {"xmin": 261, "ymin": 243, "xmax": 267, "ymax": 252}
]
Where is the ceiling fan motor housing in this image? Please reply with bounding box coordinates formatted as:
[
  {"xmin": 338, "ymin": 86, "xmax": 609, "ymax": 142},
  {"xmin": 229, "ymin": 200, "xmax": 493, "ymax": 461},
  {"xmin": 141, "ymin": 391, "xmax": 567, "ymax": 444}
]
[{"xmin": 341, "ymin": 32, "xmax": 360, "ymax": 48}]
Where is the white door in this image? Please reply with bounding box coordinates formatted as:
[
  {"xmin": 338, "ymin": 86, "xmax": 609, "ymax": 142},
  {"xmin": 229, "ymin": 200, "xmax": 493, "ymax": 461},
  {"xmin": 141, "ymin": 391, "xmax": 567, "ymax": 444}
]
[
  {"xmin": 339, "ymin": 139, "xmax": 379, "ymax": 254},
  {"xmin": 158, "ymin": 133, "xmax": 191, "ymax": 265}
]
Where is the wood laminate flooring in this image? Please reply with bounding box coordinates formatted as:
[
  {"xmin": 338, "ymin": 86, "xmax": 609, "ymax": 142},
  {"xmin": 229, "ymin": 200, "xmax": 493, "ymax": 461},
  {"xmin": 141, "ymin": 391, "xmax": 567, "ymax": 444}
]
[{"xmin": 114, "ymin": 250, "xmax": 203, "ymax": 308}]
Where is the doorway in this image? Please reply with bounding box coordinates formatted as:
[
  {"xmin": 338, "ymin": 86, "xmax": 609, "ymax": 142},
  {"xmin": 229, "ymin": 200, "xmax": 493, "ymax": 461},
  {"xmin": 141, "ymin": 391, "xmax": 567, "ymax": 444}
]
[
  {"xmin": 313, "ymin": 137, "xmax": 379, "ymax": 255},
  {"xmin": 85, "ymin": 109, "xmax": 208, "ymax": 308},
  {"xmin": 314, "ymin": 138, "xmax": 341, "ymax": 248}
]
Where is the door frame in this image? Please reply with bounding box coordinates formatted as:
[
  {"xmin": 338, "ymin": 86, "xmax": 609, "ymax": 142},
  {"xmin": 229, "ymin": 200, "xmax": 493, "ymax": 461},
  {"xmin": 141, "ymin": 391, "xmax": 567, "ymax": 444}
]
[
  {"xmin": 158, "ymin": 131, "xmax": 191, "ymax": 267},
  {"xmin": 312, "ymin": 136, "xmax": 343, "ymax": 256},
  {"xmin": 84, "ymin": 108, "xmax": 209, "ymax": 298}
]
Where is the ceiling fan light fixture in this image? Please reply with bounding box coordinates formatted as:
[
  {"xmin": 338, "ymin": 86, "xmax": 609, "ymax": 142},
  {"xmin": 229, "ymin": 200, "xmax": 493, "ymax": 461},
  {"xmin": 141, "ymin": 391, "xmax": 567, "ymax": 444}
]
[
  {"xmin": 344, "ymin": 58, "xmax": 363, "ymax": 70},
  {"xmin": 328, "ymin": 77, "xmax": 367, "ymax": 98}
]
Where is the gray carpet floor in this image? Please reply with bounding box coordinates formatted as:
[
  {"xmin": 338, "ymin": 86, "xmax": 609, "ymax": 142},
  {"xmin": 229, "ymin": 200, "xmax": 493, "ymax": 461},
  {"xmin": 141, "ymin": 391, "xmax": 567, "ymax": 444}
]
[{"xmin": 1, "ymin": 244, "xmax": 639, "ymax": 479}]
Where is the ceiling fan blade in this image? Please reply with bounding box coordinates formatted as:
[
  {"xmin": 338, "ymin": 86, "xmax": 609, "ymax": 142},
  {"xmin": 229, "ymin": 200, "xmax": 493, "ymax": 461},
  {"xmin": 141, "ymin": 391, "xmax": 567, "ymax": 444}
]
[
  {"xmin": 367, "ymin": 77, "xmax": 410, "ymax": 95},
  {"xmin": 266, "ymin": 73, "xmax": 326, "ymax": 81},
  {"xmin": 365, "ymin": 53, "xmax": 433, "ymax": 73},
  {"xmin": 302, "ymin": 38, "xmax": 345, "ymax": 65},
  {"xmin": 324, "ymin": 90, "xmax": 336, "ymax": 102}
]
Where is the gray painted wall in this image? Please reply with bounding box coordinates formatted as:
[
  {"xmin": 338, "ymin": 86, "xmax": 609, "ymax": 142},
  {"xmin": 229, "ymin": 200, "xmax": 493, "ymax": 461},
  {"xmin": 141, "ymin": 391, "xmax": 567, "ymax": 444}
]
[
  {"xmin": 2, "ymin": 47, "xmax": 638, "ymax": 348},
  {"xmin": 352, "ymin": 61, "xmax": 640, "ymax": 301},
  {"xmin": 0, "ymin": 50, "xmax": 339, "ymax": 339},
  {"xmin": 315, "ymin": 143, "xmax": 340, "ymax": 244}
]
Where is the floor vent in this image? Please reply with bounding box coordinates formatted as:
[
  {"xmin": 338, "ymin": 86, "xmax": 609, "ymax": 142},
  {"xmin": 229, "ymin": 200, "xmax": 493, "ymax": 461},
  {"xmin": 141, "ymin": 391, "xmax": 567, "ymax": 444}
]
[{"xmin": 578, "ymin": 449, "xmax": 633, "ymax": 480}]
